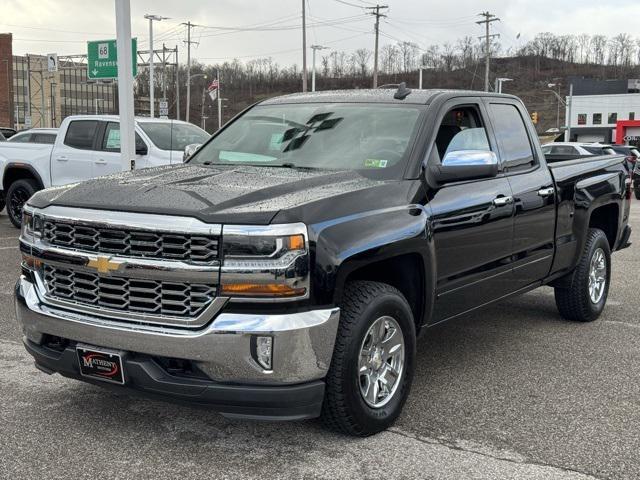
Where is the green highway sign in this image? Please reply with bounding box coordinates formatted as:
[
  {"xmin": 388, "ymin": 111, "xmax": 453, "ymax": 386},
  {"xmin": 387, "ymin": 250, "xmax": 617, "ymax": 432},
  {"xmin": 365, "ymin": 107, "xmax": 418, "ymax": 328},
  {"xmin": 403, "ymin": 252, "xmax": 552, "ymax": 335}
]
[{"xmin": 87, "ymin": 38, "xmax": 137, "ymax": 80}]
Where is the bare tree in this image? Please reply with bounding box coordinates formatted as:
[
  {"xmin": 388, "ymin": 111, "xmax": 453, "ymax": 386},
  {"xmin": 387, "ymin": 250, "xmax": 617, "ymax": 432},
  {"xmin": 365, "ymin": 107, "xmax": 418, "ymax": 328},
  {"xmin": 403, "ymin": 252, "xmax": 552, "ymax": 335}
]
[{"xmin": 354, "ymin": 48, "xmax": 372, "ymax": 77}]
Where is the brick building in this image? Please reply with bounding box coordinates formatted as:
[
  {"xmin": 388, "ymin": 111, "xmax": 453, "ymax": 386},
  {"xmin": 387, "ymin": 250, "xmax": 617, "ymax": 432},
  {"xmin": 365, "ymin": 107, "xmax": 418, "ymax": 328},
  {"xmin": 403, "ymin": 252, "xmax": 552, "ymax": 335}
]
[{"xmin": 0, "ymin": 33, "xmax": 14, "ymax": 128}]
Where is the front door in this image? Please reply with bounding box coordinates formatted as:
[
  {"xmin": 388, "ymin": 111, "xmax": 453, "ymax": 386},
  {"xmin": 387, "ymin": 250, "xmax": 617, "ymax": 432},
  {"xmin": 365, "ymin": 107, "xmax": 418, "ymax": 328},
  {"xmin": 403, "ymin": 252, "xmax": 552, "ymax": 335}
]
[
  {"xmin": 94, "ymin": 122, "xmax": 151, "ymax": 177},
  {"xmin": 428, "ymin": 100, "xmax": 516, "ymax": 321}
]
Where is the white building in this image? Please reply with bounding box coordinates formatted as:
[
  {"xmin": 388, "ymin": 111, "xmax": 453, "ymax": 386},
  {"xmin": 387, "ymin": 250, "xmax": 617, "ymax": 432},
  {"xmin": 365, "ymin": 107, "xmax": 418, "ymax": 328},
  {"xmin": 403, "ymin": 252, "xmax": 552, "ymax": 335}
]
[{"xmin": 566, "ymin": 93, "xmax": 640, "ymax": 143}]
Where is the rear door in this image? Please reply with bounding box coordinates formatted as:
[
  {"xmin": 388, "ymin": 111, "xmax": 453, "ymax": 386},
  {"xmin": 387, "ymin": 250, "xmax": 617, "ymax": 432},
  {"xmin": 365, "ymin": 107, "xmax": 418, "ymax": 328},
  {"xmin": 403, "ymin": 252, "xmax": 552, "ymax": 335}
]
[
  {"xmin": 51, "ymin": 120, "xmax": 98, "ymax": 186},
  {"xmin": 428, "ymin": 98, "xmax": 516, "ymax": 321},
  {"xmin": 485, "ymin": 100, "xmax": 556, "ymax": 288}
]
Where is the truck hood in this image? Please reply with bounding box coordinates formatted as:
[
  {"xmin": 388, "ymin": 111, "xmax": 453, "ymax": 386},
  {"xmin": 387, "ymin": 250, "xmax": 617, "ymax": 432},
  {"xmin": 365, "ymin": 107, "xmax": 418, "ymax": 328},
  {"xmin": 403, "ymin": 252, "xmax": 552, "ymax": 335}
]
[{"xmin": 28, "ymin": 163, "xmax": 390, "ymax": 224}]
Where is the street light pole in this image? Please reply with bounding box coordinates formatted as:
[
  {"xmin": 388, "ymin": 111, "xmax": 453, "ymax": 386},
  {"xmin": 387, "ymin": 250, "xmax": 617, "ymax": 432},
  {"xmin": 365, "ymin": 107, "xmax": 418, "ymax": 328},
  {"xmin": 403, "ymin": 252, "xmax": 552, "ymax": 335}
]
[
  {"xmin": 144, "ymin": 14, "xmax": 168, "ymax": 118},
  {"xmin": 311, "ymin": 45, "xmax": 328, "ymax": 92},
  {"xmin": 495, "ymin": 77, "xmax": 512, "ymax": 93}
]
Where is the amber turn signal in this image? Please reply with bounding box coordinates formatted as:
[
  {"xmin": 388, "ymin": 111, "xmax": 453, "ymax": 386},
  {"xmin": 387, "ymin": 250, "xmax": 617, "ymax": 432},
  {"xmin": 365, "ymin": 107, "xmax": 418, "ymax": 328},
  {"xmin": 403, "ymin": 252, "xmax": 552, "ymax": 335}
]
[{"xmin": 221, "ymin": 283, "xmax": 306, "ymax": 297}]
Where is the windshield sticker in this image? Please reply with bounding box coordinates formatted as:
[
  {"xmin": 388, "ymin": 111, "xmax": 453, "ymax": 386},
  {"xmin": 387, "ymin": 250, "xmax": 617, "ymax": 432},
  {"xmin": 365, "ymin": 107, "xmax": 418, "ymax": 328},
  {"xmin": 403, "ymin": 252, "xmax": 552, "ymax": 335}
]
[
  {"xmin": 269, "ymin": 133, "xmax": 284, "ymax": 151},
  {"xmin": 106, "ymin": 129, "xmax": 121, "ymax": 149},
  {"xmin": 364, "ymin": 158, "xmax": 388, "ymax": 168}
]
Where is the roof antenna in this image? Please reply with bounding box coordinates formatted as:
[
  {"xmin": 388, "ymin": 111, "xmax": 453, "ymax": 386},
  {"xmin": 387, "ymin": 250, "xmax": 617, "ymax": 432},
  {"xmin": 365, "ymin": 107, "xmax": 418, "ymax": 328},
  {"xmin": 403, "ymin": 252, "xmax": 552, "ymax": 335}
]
[{"xmin": 393, "ymin": 82, "xmax": 412, "ymax": 100}]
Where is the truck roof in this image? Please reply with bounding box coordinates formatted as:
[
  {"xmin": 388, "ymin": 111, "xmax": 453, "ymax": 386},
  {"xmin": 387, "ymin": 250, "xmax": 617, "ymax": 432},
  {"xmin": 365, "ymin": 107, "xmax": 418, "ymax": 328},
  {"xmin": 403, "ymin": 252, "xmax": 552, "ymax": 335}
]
[
  {"xmin": 260, "ymin": 88, "xmax": 518, "ymax": 106},
  {"xmin": 60, "ymin": 115, "xmax": 192, "ymax": 125}
]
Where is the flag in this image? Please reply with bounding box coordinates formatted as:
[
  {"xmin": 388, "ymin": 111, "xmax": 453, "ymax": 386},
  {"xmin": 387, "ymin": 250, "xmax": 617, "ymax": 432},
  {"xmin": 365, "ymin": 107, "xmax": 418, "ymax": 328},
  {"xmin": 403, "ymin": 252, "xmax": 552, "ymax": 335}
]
[{"xmin": 207, "ymin": 79, "xmax": 219, "ymax": 101}]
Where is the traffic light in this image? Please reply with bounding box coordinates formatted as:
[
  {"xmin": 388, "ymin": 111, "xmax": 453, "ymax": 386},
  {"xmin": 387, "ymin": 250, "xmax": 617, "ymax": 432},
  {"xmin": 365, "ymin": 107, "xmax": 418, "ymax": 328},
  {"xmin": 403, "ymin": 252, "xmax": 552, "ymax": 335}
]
[{"xmin": 530, "ymin": 111, "xmax": 539, "ymax": 124}]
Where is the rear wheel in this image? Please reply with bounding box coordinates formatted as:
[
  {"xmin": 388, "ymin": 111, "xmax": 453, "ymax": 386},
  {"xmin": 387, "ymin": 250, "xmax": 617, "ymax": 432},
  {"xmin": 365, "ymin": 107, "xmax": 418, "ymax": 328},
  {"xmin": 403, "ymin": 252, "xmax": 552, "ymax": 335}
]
[
  {"xmin": 554, "ymin": 228, "xmax": 611, "ymax": 322},
  {"xmin": 6, "ymin": 179, "xmax": 39, "ymax": 228},
  {"xmin": 321, "ymin": 281, "xmax": 416, "ymax": 436}
]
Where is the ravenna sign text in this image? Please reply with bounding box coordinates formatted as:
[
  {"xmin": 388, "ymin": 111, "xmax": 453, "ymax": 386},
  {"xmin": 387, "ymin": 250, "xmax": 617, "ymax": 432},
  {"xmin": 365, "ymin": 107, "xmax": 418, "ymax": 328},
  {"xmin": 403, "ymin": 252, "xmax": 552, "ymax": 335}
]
[{"xmin": 87, "ymin": 38, "xmax": 138, "ymax": 80}]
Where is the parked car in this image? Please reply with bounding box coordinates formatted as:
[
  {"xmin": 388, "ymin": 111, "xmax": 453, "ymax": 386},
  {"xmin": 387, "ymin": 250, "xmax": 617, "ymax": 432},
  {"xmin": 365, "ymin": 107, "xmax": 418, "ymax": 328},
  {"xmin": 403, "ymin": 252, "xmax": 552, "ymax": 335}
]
[
  {"xmin": 16, "ymin": 89, "xmax": 632, "ymax": 436},
  {"xmin": 0, "ymin": 115, "xmax": 210, "ymax": 227},
  {"xmin": 0, "ymin": 127, "xmax": 17, "ymax": 139},
  {"xmin": 634, "ymin": 162, "xmax": 640, "ymax": 200},
  {"xmin": 8, "ymin": 128, "xmax": 58, "ymax": 145},
  {"xmin": 541, "ymin": 142, "xmax": 616, "ymax": 162}
]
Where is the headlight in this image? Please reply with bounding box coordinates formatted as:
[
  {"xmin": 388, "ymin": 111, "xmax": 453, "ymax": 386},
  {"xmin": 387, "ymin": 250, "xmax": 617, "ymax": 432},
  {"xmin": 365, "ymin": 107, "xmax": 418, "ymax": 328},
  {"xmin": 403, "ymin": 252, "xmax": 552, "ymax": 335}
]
[
  {"xmin": 220, "ymin": 224, "xmax": 309, "ymax": 301},
  {"xmin": 20, "ymin": 207, "xmax": 43, "ymax": 241}
]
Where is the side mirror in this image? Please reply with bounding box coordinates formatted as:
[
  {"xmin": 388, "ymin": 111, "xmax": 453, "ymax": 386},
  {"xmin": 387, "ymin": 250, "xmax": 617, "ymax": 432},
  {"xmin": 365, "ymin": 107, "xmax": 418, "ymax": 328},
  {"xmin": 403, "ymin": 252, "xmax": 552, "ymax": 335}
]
[
  {"xmin": 136, "ymin": 144, "xmax": 148, "ymax": 156},
  {"xmin": 183, "ymin": 143, "xmax": 202, "ymax": 162},
  {"xmin": 429, "ymin": 150, "xmax": 499, "ymax": 183}
]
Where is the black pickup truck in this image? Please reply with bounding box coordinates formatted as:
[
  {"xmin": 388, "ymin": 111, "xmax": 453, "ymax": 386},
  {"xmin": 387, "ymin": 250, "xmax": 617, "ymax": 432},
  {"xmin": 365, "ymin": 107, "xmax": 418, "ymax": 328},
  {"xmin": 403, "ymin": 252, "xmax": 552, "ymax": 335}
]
[{"xmin": 16, "ymin": 88, "xmax": 632, "ymax": 436}]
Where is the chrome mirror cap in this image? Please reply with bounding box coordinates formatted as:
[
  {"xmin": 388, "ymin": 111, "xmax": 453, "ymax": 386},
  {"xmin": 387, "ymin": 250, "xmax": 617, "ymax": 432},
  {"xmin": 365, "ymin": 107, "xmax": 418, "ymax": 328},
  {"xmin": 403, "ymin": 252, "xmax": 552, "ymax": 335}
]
[{"xmin": 442, "ymin": 149, "xmax": 498, "ymax": 167}]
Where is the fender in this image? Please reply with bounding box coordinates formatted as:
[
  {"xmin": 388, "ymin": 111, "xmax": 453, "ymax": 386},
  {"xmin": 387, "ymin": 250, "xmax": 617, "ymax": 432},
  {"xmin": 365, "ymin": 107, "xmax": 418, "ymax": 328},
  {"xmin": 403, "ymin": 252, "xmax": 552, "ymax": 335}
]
[
  {"xmin": 2, "ymin": 162, "xmax": 46, "ymax": 191},
  {"xmin": 308, "ymin": 204, "xmax": 436, "ymax": 328}
]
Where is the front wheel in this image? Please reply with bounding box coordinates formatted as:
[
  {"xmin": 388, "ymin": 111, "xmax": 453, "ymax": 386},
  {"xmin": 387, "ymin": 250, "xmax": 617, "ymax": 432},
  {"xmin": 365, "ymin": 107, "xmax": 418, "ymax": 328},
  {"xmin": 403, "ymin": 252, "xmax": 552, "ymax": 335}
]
[
  {"xmin": 554, "ymin": 228, "xmax": 611, "ymax": 322},
  {"xmin": 6, "ymin": 179, "xmax": 39, "ymax": 228},
  {"xmin": 321, "ymin": 281, "xmax": 416, "ymax": 436}
]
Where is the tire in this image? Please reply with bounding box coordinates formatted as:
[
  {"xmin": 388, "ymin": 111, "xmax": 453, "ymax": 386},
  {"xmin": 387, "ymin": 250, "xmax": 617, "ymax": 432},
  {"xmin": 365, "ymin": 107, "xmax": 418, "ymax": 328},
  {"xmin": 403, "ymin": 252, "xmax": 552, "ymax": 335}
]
[
  {"xmin": 6, "ymin": 179, "xmax": 39, "ymax": 228},
  {"xmin": 635, "ymin": 186, "xmax": 640, "ymax": 200},
  {"xmin": 321, "ymin": 281, "xmax": 416, "ymax": 436},
  {"xmin": 0, "ymin": 191, "xmax": 5, "ymax": 212},
  {"xmin": 554, "ymin": 228, "xmax": 611, "ymax": 322}
]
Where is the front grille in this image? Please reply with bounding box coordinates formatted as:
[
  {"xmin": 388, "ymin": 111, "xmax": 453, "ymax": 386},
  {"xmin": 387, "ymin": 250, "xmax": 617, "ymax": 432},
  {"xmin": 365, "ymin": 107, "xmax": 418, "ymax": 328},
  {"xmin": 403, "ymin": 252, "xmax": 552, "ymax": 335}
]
[
  {"xmin": 43, "ymin": 220, "xmax": 219, "ymax": 263},
  {"xmin": 43, "ymin": 265, "xmax": 216, "ymax": 318}
]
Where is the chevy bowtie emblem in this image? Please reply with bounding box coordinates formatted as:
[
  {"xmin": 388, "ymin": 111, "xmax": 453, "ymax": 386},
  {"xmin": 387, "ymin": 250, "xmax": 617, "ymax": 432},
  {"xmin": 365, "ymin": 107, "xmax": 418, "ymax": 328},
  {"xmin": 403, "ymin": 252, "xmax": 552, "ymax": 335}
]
[{"xmin": 87, "ymin": 256, "xmax": 121, "ymax": 274}]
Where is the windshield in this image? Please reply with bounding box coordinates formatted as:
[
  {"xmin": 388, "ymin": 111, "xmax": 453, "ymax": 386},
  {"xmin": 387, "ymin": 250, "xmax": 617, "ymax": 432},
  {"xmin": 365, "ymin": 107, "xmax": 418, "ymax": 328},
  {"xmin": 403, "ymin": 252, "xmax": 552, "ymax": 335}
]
[
  {"xmin": 139, "ymin": 122, "xmax": 210, "ymax": 151},
  {"xmin": 189, "ymin": 103, "xmax": 423, "ymax": 174}
]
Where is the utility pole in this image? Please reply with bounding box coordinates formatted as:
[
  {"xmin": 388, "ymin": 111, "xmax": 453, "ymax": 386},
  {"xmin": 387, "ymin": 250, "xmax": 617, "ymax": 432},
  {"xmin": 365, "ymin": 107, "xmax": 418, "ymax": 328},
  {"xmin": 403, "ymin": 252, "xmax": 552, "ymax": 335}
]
[
  {"xmin": 565, "ymin": 83, "xmax": 573, "ymax": 141},
  {"xmin": 302, "ymin": 0, "xmax": 307, "ymax": 92},
  {"xmin": 311, "ymin": 45, "xmax": 328, "ymax": 92},
  {"xmin": 476, "ymin": 11, "xmax": 500, "ymax": 92},
  {"xmin": 367, "ymin": 5, "xmax": 388, "ymax": 88},
  {"xmin": 145, "ymin": 14, "xmax": 168, "ymax": 118},
  {"xmin": 175, "ymin": 44, "xmax": 180, "ymax": 120},
  {"xmin": 181, "ymin": 21, "xmax": 198, "ymax": 122},
  {"xmin": 162, "ymin": 43, "xmax": 167, "ymax": 100}
]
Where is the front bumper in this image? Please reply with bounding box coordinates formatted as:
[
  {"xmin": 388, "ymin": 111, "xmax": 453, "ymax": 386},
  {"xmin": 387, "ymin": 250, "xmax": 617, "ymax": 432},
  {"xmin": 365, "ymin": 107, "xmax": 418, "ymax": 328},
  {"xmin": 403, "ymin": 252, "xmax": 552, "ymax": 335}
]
[{"xmin": 15, "ymin": 275, "xmax": 340, "ymax": 419}]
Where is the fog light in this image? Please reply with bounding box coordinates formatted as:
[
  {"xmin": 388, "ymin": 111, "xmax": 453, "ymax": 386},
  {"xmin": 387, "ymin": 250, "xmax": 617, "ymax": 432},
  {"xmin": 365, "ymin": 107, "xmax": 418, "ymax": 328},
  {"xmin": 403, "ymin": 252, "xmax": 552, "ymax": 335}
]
[{"xmin": 251, "ymin": 336, "xmax": 273, "ymax": 371}]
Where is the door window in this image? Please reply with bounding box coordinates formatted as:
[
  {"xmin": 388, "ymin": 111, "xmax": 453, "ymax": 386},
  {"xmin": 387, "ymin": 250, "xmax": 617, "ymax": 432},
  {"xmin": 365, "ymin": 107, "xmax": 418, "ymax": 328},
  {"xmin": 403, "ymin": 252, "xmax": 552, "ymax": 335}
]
[
  {"xmin": 551, "ymin": 145, "xmax": 579, "ymax": 155},
  {"xmin": 488, "ymin": 103, "xmax": 536, "ymax": 172},
  {"xmin": 434, "ymin": 106, "xmax": 491, "ymax": 161},
  {"xmin": 64, "ymin": 120, "xmax": 98, "ymax": 150}
]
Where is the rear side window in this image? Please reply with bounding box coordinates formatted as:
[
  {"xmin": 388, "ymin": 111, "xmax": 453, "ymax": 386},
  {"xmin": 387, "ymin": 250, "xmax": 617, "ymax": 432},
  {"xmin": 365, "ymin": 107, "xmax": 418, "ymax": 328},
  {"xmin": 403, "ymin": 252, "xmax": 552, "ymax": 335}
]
[
  {"xmin": 32, "ymin": 133, "xmax": 56, "ymax": 144},
  {"xmin": 101, "ymin": 122, "xmax": 146, "ymax": 151},
  {"xmin": 64, "ymin": 120, "xmax": 98, "ymax": 150},
  {"xmin": 489, "ymin": 103, "xmax": 536, "ymax": 172},
  {"xmin": 551, "ymin": 145, "xmax": 579, "ymax": 155}
]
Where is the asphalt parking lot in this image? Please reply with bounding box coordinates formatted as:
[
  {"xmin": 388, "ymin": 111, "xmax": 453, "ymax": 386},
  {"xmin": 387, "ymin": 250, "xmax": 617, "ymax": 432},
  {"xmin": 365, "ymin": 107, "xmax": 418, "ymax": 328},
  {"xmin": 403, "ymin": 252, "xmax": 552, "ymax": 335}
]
[{"xmin": 1, "ymin": 202, "xmax": 639, "ymax": 480}]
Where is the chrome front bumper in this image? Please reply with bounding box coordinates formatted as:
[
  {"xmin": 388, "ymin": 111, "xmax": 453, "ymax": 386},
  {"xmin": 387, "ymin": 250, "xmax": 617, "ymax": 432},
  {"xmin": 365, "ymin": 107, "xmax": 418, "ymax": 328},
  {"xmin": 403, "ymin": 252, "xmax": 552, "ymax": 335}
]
[{"xmin": 15, "ymin": 275, "xmax": 340, "ymax": 385}]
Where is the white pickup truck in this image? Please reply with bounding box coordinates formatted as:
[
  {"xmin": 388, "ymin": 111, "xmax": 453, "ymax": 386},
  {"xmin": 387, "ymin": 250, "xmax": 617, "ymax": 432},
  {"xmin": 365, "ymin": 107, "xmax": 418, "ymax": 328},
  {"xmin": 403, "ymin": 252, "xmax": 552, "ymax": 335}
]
[{"xmin": 0, "ymin": 115, "xmax": 210, "ymax": 227}]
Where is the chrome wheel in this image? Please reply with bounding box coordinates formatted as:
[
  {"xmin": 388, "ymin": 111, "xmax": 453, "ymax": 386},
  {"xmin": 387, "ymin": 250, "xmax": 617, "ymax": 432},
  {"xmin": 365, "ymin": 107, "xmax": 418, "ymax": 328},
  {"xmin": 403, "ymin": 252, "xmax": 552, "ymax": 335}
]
[
  {"xmin": 588, "ymin": 248, "xmax": 607, "ymax": 304},
  {"xmin": 358, "ymin": 316, "xmax": 405, "ymax": 408}
]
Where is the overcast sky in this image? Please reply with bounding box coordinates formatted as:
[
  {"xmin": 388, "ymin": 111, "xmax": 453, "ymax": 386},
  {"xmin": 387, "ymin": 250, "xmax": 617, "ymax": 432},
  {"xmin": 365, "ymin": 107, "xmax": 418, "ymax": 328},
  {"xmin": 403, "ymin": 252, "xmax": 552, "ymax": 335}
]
[{"xmin": 3, "ymin": 0, "xmax": 640, "ymax": 66}]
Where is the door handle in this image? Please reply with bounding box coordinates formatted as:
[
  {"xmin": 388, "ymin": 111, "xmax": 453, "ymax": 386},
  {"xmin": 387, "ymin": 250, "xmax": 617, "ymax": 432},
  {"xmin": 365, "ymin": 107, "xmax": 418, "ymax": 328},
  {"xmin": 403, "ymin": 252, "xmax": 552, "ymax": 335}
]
[
  {"xmin": 95, "ymin": 159, "xmax": 107, "ymax": 165},
  {"xmin": 493, "ymin": 196, "xmax": 513, "ymax": 207},
  {"xmin": 537, "ymin": 187, "xmax": 555, "ymax": 197},
  {"xmin": 56, "ymin": 156, "xmax": 68, "ymax": 162}
]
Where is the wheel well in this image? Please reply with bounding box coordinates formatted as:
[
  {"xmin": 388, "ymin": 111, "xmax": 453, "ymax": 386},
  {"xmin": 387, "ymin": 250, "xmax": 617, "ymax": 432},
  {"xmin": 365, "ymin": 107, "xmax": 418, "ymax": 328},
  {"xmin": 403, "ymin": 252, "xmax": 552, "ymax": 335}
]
[
  {"xmin": 589, "ymin": 203, "xmax": 619, "ymax": 249},
  {"xmin": 344, "ymin": 254, "xmax": 425, "ymax": 332},
  {"xmin": 3, "ymin": 167, "xmax": 43, "ymax": 193}
]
